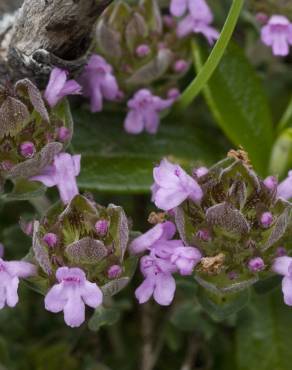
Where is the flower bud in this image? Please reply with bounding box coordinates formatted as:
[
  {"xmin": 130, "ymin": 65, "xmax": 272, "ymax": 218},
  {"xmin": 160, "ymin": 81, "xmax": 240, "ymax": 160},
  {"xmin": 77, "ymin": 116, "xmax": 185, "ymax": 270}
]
[
  {"xmin": 260, "ymin": 212, "xmax": 273, "ymax": 228},
  {"xmin": 107, "ymin": 265, "xmax": 122, "ymax": 279},
  {"xmin": 136, "ymin": 44, "xmax": 151, "ymax": 58},
  {"xmin": 95, "ymin": 219, "xmax": 109, "ymax": 237},
  {"xmin": 19, "ymin": 141, "xmax": 36, "ymax": 158},
  {"xmin": 196, "ymin": 229, "xmax": 211, "ymax": 242},
  {"xmin": 57, "ymin": 127, "xmax": 71, "ymax": 142},
  {"xmin": 167, "ymin": 88, "xmax": 180, "ymax": 100},
  {"xmin": 193, "ymin": 167, "xmax": 209, "ymax": 178},
  {"xmin": 43, "ymin": 233, "xmax": 58, "ymax": 248},
  {"xmin": 173, "ymin": 59, "xmax": 189, "ymax": 73},
  {"xmin": 248, "ymin": 257, "xmax": 265, "ymax": 272},
  {"xmin": 276, "ymin": 246, "xmax": 287, "ymax": 257}
]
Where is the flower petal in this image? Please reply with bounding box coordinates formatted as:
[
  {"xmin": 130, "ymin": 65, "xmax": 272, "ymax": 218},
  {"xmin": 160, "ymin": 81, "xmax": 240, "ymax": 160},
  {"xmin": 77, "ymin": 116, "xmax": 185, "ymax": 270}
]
[
  {"xmin": 153, "ymin": 273, "xmax": 176, "ymax": 306},
  {"xmin": 81, "ymin": 281, "xmax": 103, "ymax": 308}
]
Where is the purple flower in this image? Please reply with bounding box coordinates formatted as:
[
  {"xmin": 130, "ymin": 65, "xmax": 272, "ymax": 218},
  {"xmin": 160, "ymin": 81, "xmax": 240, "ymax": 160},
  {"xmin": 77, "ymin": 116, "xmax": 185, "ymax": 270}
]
[
  {"xmin": 0, "ymin": 258, "xmax": 36, "ymax": 309},
  {"xmin": 135, "ymin": 255, "xmax": 177, "ymax": 305},
  {"xmin": 45, "ymin": 267, "xmax": 103, "ymax": 327},
  {"xmin": 20, "ymin": 141, "xmax": 36, "ymax": 158},
  {"xmin": 124, "ymin": 89, "xmax": 174, "ymax": 135},
  {"xmin": 277, "ymin": 171, "xmax": 292, "ymax": 200},
  {"xmin": 44, "ymin": 67, "xmax": 82, "ymax": 107},
  {"xmin": 248, "ymin": 257, "xmax": 265, "ymax": 272},
  {"xmin": 261, "ymin": 15, "xmax": 292, "ymax": 57},
  {"xmin": 170, "ymin": 247, "xmax": 201, "ymax": 275},
  {"xmin": 30, "ymin": 153, "xmax": 81, "ymax": 204},
  {"xmin": 79, "ymin": 55, "xmax": 119, "ymax": 113},
  {"xmin": 273, "ymin": 256, "xmax": 292, "ymax": 305},
  {"xmin": 130, "ymin": 221, "xmax": 201, "ymax": 276},
  {"xmin": 175, "ymin": 0, "xmax": 219, "ymax": 44},
  {"xmin": 171, "ymin": 0, "xmax": 212, "ymax": 19},
  {"xmin": 129, "ymin": 221, "xmax": 176, "ymax": 255},
  {"xmin": 152, "ymin": 159, "xmax": 203, "ymax": 211}
]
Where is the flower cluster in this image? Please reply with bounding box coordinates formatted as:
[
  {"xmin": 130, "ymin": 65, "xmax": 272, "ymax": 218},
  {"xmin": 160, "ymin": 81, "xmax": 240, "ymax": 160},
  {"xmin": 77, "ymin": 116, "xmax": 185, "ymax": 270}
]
[
  {"xmin": 26, "ymin": 194, "xmax": 132, "ymax": 327},
  {"xmin": 0, "ymin": 77, "xmax": 75, "ymax": 197},
  {"xmin": 130, "ymin": 150, "xmax": 292, "ymax": 307},
  {"xmin": 130, "ymin": 221, "xmax": 201, "ymax": 305}
]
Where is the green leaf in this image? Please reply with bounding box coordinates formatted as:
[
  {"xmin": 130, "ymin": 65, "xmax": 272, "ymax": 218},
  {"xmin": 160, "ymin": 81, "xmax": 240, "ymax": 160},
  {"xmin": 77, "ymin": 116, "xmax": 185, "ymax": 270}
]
[
  {"xmin": 193, "ymin": 42, "xmax": 274, "ymax": 175},
  {"xmin": 88, "ymin": 306, "xmax": 121, "ymax": 332},
  {"xmin": 236, "ymin": 290, "xmax": 292, "ymax": 370},
  {"xmin": 72, "ymin": 110, "xmax": 227, "ymax": 193},
  {"xmin": 197, "ymin": 286, "xmax": 250, "ymax": 321}
]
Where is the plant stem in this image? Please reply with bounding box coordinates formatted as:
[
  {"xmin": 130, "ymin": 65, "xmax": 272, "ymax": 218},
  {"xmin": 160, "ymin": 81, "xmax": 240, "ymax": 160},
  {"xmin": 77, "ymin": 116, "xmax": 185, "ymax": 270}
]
[
  {"xmin": 180, "ymin": 335, "xmax": 200, "ymax": 370},
  {"xmin": 141, "ymin": 303, "xmax": 155, "ymax": 370},
  {"xmin": 177, "ymin": 0, "xmax": 244, "ymax": 110}
]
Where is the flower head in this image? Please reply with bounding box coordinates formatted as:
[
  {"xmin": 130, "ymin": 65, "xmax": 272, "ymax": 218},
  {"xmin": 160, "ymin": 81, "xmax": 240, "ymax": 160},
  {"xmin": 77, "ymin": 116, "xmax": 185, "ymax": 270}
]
[
  {"xmin": 44, "ymin": 68, "xmax": 82, "ymax": 107},
  {"xmin": 45, "ymin": 267, "xmax": 103, "ymax": 327},
  {"xmin": 261, "ymin": 15, "xmax": 292, "ymax": 56},
  {"xmin": 0, "ymin": 258, "xmax": 36, "ymax": 309},
  {"xmin": 79, "ymin": 55, "xmax": 119, "ymax": 113},
  {"xmin": 30, "ymin": 153, "xmax": 81, "ymax": 204},
  {"xmin": 152, "ymin": 159, "xmax": 203, "ymax": 211},
  {"xmin": 124, "ymin": 89, "xmax": 174, "ymax": 135},
  {"xmin": 135, "ymin": 255, "xmax": 177, "ymax": 305}
]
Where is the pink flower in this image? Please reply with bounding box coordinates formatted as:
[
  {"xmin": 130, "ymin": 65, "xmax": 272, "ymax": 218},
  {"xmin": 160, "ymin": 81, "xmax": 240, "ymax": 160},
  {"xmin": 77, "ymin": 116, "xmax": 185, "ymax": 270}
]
[
  {"xmin": 124, "ymin": 89, "xmax": 174, "ymax": 135},
  {"xmin": 135, "ymin": 255, "xmax": 177, "ymax": 306},
  {"xmin": 170, "ymin": 0, "xmax": 212, "ymax": 19},
  {"xmin": 261, "ymin": 15, "xmax": 292, "ymax": 57},
  {"xmin": 175, "ymin": 0, "xmax": 219, "ymax": 44},
  {"xmin": 0, "ymin": 258, "xmax": 36, "ymax": 309},
  {"xmin": 45, "ymin": 267, "xmax": 103, "ymax": 328},
  {"xmin": 129, "ymin": 221, "xmax": 176, "ymax": 255},
  {"xmin": 273, "ymin": 257, "xmax": 292, "ymax": 306},
  {"xmin": 44, "ymin": 68, "xmax": 82, "ymax": 107},
  {"xmin": 152, "ymin": 159, "xmax": 203, "ymax": 211},
  {"xmin": 277, "ymin": 170, "xmax": 292, "ymax": 200},
  {"xmin": 79, "ymin": 55, "xmax": 119, "ymax": 112},
  {"xmin": 30, "ymin": 153, "xmax": 81, "ymax": 204},
  {"xmin": 130, "ymin": 221, "xmax": 201, "ymax": 276},
  {"xmin": 169, "ymin": 246, "xmax": 201, "ymax": 275}
]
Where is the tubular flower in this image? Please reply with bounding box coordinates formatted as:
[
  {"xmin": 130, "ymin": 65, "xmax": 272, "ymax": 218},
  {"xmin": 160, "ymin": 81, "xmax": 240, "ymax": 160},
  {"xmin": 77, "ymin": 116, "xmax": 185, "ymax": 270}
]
[
  {"xmin": 124, "ymin": 89, "xmax": 174, "ymax": 134},
  {"xmin": 45, "ymin": 267, "xmax": 103, "ymax": 327},
  {"xmin": 31, "ymin": 153, "xmax": 81, "ymax": 204},
  {"xmin": 273, "ymin": 257, "xmax": 292, "ymax": 306},
  {"xmin": 152, "ymin": 159, "xmax": 203, "ymax": 211},
  {"xmin": 79, "ymin": 55, "xmax": 119, "ymax": 113},
  {"xmin": 261, "ymin": 15, "xmax": 292, "ymax": 56},
  {"xmin": 44, "ymin": 67, "xmax": 82, "ymax": 107},
  {"xmin": 0, "ymin": 258, "xmax": 36, "ymax": 309}
]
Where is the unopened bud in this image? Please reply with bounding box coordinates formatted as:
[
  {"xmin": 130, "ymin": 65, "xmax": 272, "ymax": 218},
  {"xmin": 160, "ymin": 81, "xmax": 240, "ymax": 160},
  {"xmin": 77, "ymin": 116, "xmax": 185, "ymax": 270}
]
[
  {"xmin": 43, "ymin": 233, "xmax": 58, "ymax": 248},
  {"xmin": 20, "ymin": 141, "xmax": 36, "ymax": 158},
  {"xmin": 107, "ymin": 265, "xmax": 122, "ymax": 279},
  {"xmin": 95, "ymin": 219, "xmax": 109, "ymax": 237}
]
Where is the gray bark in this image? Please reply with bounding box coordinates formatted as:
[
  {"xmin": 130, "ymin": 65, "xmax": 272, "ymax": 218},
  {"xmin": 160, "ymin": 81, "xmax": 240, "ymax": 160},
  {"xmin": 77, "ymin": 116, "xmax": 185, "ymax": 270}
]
[{"xmin": 0, "ymin": 0, "xmax": 112, "ymax": 85}]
